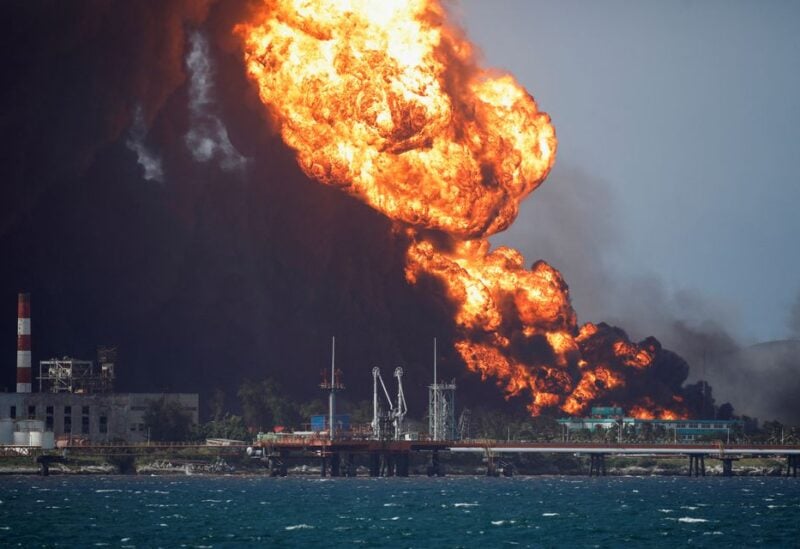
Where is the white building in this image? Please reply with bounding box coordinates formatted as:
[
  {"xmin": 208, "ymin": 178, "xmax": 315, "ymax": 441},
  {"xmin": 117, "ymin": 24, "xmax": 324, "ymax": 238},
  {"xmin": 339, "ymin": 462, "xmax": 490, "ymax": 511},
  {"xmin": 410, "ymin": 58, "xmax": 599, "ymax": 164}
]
[{"xmin": 0, "ymin": 392, "xmax": 198, "ymax": 444}]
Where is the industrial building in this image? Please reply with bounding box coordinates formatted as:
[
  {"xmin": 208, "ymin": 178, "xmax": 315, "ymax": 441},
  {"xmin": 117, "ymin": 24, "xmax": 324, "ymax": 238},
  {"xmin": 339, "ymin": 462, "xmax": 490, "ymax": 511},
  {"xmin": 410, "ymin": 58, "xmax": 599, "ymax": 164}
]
[
  {"xmin": 557, "ymin": 406, "xmax": 741, "ymax": 442},
  {"xmin": 1, "ymin": 293, "xmax": 198, "ymax": 447},
  {"xmin": 0, "ymin": 392, "xmax": 199, "ymax": 445}
]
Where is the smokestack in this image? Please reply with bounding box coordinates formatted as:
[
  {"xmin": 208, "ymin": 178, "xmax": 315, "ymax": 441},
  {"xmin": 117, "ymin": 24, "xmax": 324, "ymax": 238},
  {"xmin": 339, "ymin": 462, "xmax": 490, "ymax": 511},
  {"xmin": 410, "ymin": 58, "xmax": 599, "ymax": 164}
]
[{"xmin": 16, "ymin": 293, "xmax": 31, "ymax": 393}]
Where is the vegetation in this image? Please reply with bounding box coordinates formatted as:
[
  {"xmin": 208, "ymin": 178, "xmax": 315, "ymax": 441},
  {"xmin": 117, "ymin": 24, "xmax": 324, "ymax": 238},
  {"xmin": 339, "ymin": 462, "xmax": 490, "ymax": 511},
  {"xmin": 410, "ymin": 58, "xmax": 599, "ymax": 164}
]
[
  {"xmin": 238, "ymin": 378, "xmax": 300, "ymax": 432},
  {"xmin": 191, "ymin": 413, "xmax": 249, "ymax": 441},
  {"xmin": 143, "ymin": 398, "xmax": 194, "ymax": 442},
  {"xmin": 141, "ymin": 375, "xmax": 799, "ymax": 445}
]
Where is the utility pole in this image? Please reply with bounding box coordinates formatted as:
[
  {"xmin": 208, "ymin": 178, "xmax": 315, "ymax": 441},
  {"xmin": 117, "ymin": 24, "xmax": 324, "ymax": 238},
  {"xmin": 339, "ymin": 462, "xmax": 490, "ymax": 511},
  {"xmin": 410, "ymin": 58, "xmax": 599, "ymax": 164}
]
[{"xmin": 329, "ymin": 337, "xmax": 336, "ymax": 441}]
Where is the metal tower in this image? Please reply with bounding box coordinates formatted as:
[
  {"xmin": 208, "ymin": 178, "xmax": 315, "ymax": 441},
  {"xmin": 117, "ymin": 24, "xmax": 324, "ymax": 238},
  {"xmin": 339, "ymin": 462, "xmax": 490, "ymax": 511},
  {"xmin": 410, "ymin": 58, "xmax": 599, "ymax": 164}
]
[
  {"xmin": 319, "ymin": 337, "xmax": 344, "ymax": 440},
  {"xmin": 428, "ymin": 338, "xmax": 456, "ymax": 441}
]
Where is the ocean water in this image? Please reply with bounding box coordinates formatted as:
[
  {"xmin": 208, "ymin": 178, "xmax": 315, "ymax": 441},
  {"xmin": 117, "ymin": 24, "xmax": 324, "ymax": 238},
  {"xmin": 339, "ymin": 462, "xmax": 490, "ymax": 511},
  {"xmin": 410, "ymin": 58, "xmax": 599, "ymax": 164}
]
[{"xmin": 1, "ymin": 475, "xmax": 799, "ymax": 547}]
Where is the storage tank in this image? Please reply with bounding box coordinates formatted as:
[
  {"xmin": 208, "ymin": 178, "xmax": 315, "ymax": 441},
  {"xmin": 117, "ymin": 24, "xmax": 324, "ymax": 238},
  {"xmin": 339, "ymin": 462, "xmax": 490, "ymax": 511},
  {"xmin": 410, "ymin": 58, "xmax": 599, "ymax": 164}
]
[
  {"xmin": 29, "ymin": 431, "xmax": 43, "ymax": 448},
  {"xmin": 13, "ymin": 431, "xmax": 30, "ymax": 446},
  {"xmin": 41, "ymin": 431, "xmax": 55, "ymax": 450},
  {"xmin": 0, "ymin": 418, "xmax": 13, "ymax": 444}
]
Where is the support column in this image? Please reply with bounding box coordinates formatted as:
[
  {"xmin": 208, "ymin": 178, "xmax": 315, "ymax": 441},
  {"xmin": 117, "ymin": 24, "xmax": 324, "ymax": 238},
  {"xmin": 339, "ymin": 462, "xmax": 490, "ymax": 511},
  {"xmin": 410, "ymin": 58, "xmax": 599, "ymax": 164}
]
[
  {"xmin": 330, "ymin": 453, "xmax": 341, "ymax": 477},
  {"xmin": 589, "ymin": 454, "xmax": 605, "ymax": 476},
  {"xmin": 384, "ymin": 454, "xmax": 395, "ymax": 477},
  {"xmin": 396, "ymin": 453, "xmax": 410, "ymax": 477},
  {"xmin": 787, "ymin": 455, "xmax": 798, "ymax": 478},
  {"xmin": 722, "ymin": 458, "xmax": 733, "ymax": 477},
  {"xmin": 320, "ymin": 456, "xmax": 328, "ymax": 477},
  {"xmin": 369, "ymin": 452, "xmax": 380, "ymax": 477},
  {"xmin": 687, "ymin": 455, "xmax": 705, "ymax": 477},
  {"xmin": 345, "ymin": 453, "xmax": 356, "ymax": 477},
  {"xmin": 427, "ymin": 450, "xmax": 443, "ymax": 477},
  {"xmin": 267, "ymin": 454, "xmax": 286, "ymax": 477},
  {"xmin": 279, "ymin": 452, "xmax": 288, "ymax": 477}
]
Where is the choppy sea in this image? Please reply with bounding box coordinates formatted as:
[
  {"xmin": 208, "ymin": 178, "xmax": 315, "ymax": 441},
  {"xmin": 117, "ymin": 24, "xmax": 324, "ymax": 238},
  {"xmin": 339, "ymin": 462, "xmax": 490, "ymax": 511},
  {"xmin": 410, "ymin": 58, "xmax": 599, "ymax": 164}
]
[{"xmin": 0, "ymin": 475, "xmax": 798, "ymax": 547}]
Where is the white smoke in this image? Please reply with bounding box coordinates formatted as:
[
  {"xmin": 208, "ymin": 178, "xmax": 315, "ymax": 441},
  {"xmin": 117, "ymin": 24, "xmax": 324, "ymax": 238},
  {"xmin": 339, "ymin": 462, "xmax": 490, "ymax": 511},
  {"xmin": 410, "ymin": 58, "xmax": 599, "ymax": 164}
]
[
  {"xmin": 184, "ymin": 31, "xmax": 247, "ymax": 172},
  {"xmin": 126, "ymin": 105, "xmax": 164, "ymax": 183}
]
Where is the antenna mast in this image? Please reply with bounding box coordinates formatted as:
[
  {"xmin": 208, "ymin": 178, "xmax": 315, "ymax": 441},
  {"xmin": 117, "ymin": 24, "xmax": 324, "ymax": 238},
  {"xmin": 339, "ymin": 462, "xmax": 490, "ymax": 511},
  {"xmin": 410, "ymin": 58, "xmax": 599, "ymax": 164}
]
[{"xmin": 330, "ymin": 337, "xmax": 336, "ymax": 440}]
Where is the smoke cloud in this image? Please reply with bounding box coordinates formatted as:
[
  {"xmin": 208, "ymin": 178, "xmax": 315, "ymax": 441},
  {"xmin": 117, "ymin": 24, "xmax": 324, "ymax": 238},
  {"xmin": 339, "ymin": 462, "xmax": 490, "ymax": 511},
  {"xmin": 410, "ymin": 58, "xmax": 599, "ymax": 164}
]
[
  {"xmin": 0, "ymin": 1, "xmax": 458, "ymax": 416},
  {"xmin": 491, "ymin": 166, "xmax": 800, "ymax": 422},
  {"xmin": 126, "ymin": 106, "xmax": 165, "ymax": 183},
  {"xmin": 184, "ymin": 30, "xmax": 248, "ymax": 172},
  {"xmin": 0, "ymin": 2, "xmax": 793, "ymax": 422}
]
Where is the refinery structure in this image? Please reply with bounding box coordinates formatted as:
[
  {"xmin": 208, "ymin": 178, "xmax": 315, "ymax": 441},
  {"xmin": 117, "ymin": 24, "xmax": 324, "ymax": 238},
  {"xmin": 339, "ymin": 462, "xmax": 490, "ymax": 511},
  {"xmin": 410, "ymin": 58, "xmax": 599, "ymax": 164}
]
[
  {"xmin": 0, "ymin": 293, "xmax": 757, "ymax": 450},
  {"xmin": 0, "ymin": 293, "xmax": 198, "ymax": 449},
  {"xmin": 3, "ymin": 293, "xmax": 798, "ymax": 479},
  {"xmin": 246, "ymin": 337, "xmax": 793, "ymax": 479}
]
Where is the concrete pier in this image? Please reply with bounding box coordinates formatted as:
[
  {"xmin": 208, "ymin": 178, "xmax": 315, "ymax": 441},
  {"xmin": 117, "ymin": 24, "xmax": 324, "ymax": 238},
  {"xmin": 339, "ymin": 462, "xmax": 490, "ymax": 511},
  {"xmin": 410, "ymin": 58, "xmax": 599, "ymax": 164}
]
[{"xmin": 242, "ymin": 439, "xmax": 799, "ymax": 478}]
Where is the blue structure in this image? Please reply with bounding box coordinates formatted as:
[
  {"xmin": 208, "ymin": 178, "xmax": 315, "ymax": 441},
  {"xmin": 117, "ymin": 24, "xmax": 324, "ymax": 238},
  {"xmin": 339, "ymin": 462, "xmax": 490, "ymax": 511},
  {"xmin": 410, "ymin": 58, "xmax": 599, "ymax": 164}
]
[{"xmin": 310, "ymin": 414, "xmax": 350, "ymax": 433}]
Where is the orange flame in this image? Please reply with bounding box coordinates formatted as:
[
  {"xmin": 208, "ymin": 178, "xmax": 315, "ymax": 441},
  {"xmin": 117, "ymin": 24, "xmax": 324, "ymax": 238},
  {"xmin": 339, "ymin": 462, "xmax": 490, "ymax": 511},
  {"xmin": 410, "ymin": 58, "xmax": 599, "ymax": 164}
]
[
  {"xmin": 237, "ymin": 0, "xmax": 687, "ymax": 419},
  {"xmin": 239, "ymin": 0, "xmax": 555, "ymax": 238}
]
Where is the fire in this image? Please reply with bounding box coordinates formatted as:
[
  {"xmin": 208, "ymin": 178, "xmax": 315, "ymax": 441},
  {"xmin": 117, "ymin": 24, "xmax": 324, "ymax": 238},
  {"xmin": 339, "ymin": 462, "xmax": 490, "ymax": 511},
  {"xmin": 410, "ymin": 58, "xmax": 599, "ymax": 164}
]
[
  {"xmin": 239, "ymin": 0, "xmax": 554, "ymax": 237},
  {"xmin": 237, "ymin": 0, "xmax": 687, "ymax": 419}
]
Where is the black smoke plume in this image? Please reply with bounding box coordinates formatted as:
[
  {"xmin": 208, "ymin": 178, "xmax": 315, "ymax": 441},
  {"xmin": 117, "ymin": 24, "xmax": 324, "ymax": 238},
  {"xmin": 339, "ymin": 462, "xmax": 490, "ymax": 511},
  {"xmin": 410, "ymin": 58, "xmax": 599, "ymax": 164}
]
[
  {"xmin": 0, "ymin": 1, "xmax": 479, "ymax": 416},
  {"xmin": 0, "ymin": 1, "xmax": 740, "ymax": 421}
]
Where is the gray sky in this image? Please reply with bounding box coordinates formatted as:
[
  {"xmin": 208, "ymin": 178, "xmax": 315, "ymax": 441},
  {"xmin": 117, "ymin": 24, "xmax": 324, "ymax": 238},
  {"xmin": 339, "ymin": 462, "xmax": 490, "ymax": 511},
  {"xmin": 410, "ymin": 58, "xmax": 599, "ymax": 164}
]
[{"xmin": 459, "ymin": 0, "xmax": 800, "ymax": 343}]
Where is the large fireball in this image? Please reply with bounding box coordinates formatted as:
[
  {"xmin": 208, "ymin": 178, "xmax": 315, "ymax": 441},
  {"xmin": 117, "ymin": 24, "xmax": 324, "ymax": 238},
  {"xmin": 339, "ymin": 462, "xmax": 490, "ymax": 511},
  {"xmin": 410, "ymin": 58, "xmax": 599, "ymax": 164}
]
[
  {"xmin": 239, "ymin": 0, "xmax": 555, "ymax": 238},
  {"xmin": 237, "ymin": 0, "xmax": 687, "ymax": 419}
]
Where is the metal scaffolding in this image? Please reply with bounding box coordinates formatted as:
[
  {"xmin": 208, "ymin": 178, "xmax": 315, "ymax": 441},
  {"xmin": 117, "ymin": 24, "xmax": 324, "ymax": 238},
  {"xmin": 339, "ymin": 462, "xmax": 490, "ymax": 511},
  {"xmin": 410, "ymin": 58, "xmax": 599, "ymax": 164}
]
[
  {"xmin": 428, "ymin": 338, "xmax": 456, "ymax": 441},
  {"xmin": 37, "ymin": 346, "xmax": 116, "ymax": 394},
  {"xmin": 429, "ymin": 379, "xmax": 456, "ymax": 441}
]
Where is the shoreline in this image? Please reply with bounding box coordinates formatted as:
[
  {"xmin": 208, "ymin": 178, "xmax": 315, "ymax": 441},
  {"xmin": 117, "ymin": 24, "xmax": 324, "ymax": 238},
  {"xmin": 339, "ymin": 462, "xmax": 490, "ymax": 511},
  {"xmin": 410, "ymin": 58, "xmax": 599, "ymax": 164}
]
[{"xmin": 0, "ymin": 457, "xmax": 791, "ymax": 478}]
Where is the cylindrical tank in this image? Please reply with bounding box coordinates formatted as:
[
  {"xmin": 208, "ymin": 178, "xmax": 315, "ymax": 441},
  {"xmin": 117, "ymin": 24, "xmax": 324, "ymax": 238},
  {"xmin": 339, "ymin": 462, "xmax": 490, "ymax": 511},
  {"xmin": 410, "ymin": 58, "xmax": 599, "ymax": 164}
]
[
  {"xmin": 0, "ymin": 418, "xmax": 13, "ymax": 444},
  {"xmin": 41, "ymin": 431, "xmax": 55, "ymax": 450},
  {"xmin": 29, "ymin": 431, "xmax": 43, "ymax": 448},
  {"xmin": 13, "ymin": 431, "xmax": 29, "ymax": 446}
]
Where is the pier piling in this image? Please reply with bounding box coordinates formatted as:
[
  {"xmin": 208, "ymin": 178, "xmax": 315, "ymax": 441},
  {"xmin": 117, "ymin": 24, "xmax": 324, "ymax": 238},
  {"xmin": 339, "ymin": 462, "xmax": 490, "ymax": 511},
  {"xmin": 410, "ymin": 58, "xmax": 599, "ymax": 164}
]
[
  {"xmin": 687, "ymin": 454, "xmax": 706, "ymax": 476},
  {"xmin": 787, "ymin": 455, "xmax": 798, "ymax": 478},
  {"xmin": 369, "ymin": 452, "xmax": 380, "ymax": 477},
  {"xmin": 588, "ymin": 454, "xmax": 606, "ymax": 476},
  {"xmin": 722, "ymin": 458, "xmax": 734, "ymax": 477}
]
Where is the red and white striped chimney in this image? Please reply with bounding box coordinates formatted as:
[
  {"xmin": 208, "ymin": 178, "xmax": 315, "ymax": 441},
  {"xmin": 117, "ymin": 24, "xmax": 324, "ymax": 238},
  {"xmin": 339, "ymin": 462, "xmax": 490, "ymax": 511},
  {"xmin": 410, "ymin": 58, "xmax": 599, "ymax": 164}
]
[{"xmin": 16, "ymin": 293, "xmax": 31, "ymax": 393}]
